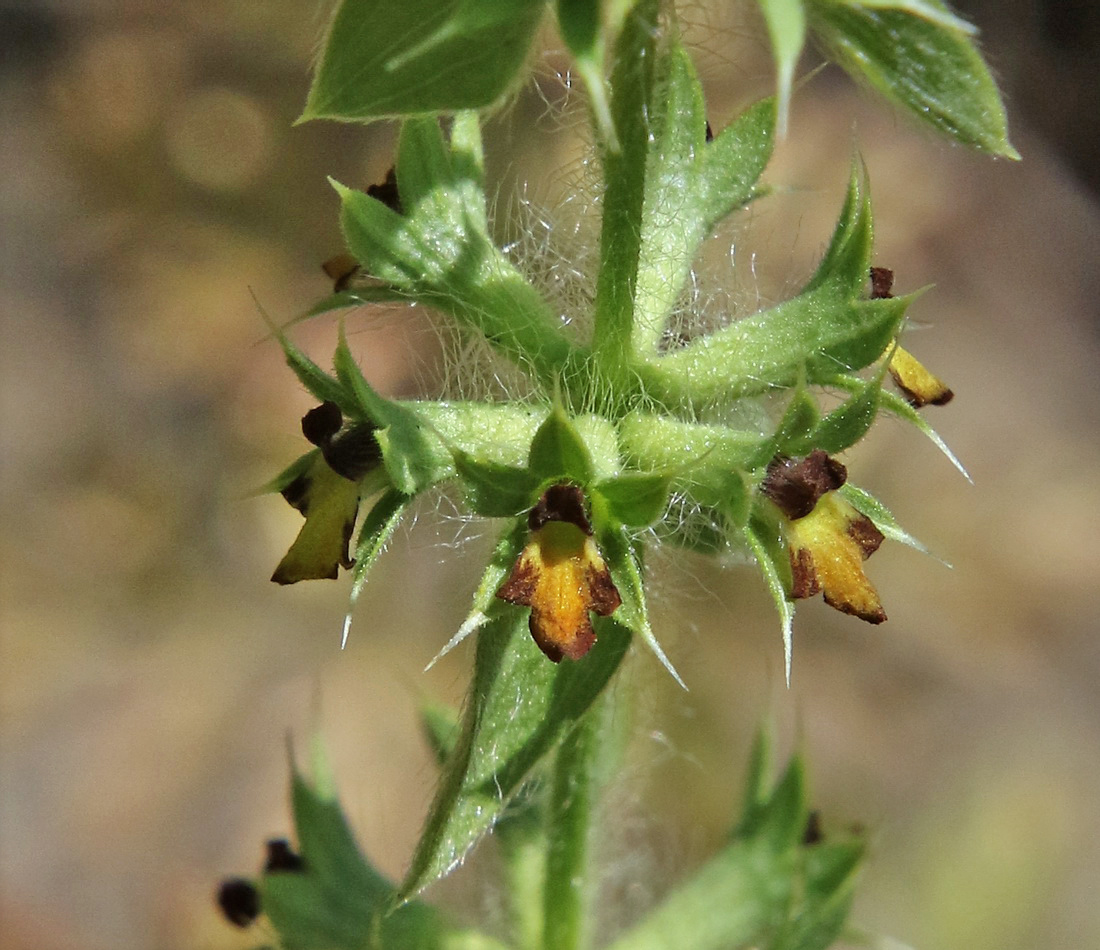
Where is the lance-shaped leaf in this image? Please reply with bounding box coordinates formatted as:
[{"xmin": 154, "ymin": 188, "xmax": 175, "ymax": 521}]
[
  {"xmin": 396, "ymin": 114, "xmax": 488, "ymax": 231},
  {"xmin": 302, "ymin": 0, "xmax": 546, "ymax": 122},
  {"xmin": 757, "ymin": 0, "xmax": 806, "ymax": 135},
  {"xmin": 258, "ymin": 749, "xmax": 508, "ymax": 950},
  {"xmin": 269, "ymin": 321, "xmax": 360, "ymax": 420},
  {"xmin": 839, "ymin": 482, "xmax": 933, "ymax": 555},
  {"xmin": 643, "ymin": 165, "xmax": 910, "ymax": 406},
  {"xmin": 745, "ymin": 514, "xmax": 797, "ymax": 684},
  {"xmin": 596, "ymin": 511, "xmax": 685, "ymax": 688},
  {"xmin": 332, "ymin": 326, "xmax": 444, "ymax": 494},
  {"xmin": 831, "ymin": 373, "xmax": 970, "ymax": 479},
  {"xmin": 618, "ymin": 410, "xmax": 760, "ymax": 522},
  {"xmin": 427, "ymin": 518, "xmax": 530, "ymax": 669},
  {"xmin": 556, "ymin": 0, "xmax": 616, "ymax": 147},
  {"xmin": 399, "ymin": 609, "xmax": 631, "ymax": 900},
  {"xmin": 453, "ymin": 451, "xmax": 540, "ymax": 518},
  {"xmin": 807, "ymin": 0, "xmax": 1018, "ymax": 157},
  {"xmin": 630, "ymin": 39, "xmax": 708, "ymax": 351},
  {"xmin": 802, "ymin": 367, "xmax": 885, "ymax": 455},
  {"xmin": 341, "ymin": 489, "xmax": 411, "ymax": 647},
  {"xmin": 594, "ymin": 471, "xmax": 673, "ymax": 528},
  {"xmin": 333, "ymin": 179, "xmax": 584, "ymax": 391},
  {"xmin": 632, "ymin": 40, "xmax": 775, "ymax": 352},
  {"xmin": 605, "ymin": 748, "xmax": 814, "ymax": 950},
  {"xmin": 527, "ymin": 403, "xmax": 595, "ymax": 484},
  {"xmin": 698, "ymin": 95, "xmax": 776, "ymax": 229}
]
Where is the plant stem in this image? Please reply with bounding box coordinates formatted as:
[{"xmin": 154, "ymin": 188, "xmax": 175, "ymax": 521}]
[{"xmin": 541, "ymin": 696, "xmax": 606, "ymax": 950}]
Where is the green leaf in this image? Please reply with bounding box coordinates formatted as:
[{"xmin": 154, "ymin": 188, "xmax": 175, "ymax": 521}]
[
  {"xmin": 596, "ymin": 514, "xmax": 685, "ymax": 688},
  {"xmin": 592, "ymin": 0, "xmax": 658, "ymax": 366},
  {"xmin": 807, "ymin": 0, "xmax": 1018, "ymax": 157},
  {"xmin": 420, "ymin": 702, "xmax": 463, "ymax": 768},
  {"xmin": 333, "ymin": 326, "xmax": 442, "ymax": 494},
  {"xmin": 606, "ymin": 745, "xmax": 851, "ymax": 950},
  {"xmin": 556, "ymin": 0, "xmax": 616, "ymax": 147},
  {"xmin": 527, "ymin": 404, "xmax": 595, "ymax": 484},
  {"xmin": 754, "ymin": 385, "xmax": 821, "ymax": 465},
  {"xmin": 603, "ymin": 836, "xmax": 792, "ymax": 950},
  {"xmin": 631, "ymin": 39, "xmax": 707, "ymax": 351},
  {"xmin": 594, "ymin": 471, "xmax": 673, "ymax": 527},
  {"xmin": 261, "ymin": 761, "xmax": 445, "ymax": 950},
  {"xmin": 806, "ymin": 375, "xmax": 882, "ymax": 454},
  {"xmin": 734, "ymin": 727, "xmax": 776, "ymax": 838},
  {"xmin": 832, "ymin": 374, "xmax": 970, "ymax": 478},
  {"xmin": 775, "ymin": 840, "xmax": 865, "ymax": 950},
  {"xmin": 643, "ymin": 165, "xmax": 907, "ymax": 407},
  {"xmin": 253, "ymin": 449, "xmax": 320, "ymax": 498},
  {"xmin": 839, "ymin": 482, "xmax": 932, "ymax": 555},
  {"xmin": 630, "ymin": 45, "xmax": 774, "ymax": 355},
  {"xmin": 302, "ymin": 284, "xmax": 412, "ymax": 321},
  {"xmin": 302, "ymin": 0, "xmax": 546, "ymax": 122},
  {"xmin": 453, "ymin": 450, "xmax": 540, "ymax": 518},
  {"xmin": 744, "ymin": 514, "xmax": 796, "ymax": 684},
  {"xmin": 803, "ymin": 162, "xmax": 873, "ymax": 297},
  {"xmin": 427, "ymin": 518, "xmax": 530, "ymax": 668},
  {"xmin": 646, "ymin": 290, "xmax": 905, "ymax": 406},
  {"xmin": 269, "ymin": 322, "xmax": 359, "ymax": 419},
  {"xmin": 399, "ymin": 609, "xmax": 631, "ymax": 900},
  {"xmin": 342, "ymin": 489, "xmax": 411, "ymax": 647},
  {"xmin": 698, "ymin": 95, "xmax": 777, "ymax": 229},
  {"xmin": 617, "ymin": 411, "xmax": 759, "ymax": 525},
  {"xmin": 396, "ymin": 117, "xmax": 454, "ymax": 211},
  {"xmin": 333, "ymin": 178, "xmax": 584, "ymax": 393},
  {"xmin": 757, "ymin": 0, "xmax": 807, "ymax": 134}
]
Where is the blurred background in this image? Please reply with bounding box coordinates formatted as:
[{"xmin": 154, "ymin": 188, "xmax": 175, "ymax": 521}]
[{"xmin": 1, "ymin": 1, "xmax": 1098, "ymax": 949}]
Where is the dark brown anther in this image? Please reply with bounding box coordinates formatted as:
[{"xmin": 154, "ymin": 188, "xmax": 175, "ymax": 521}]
[
  {"xmin": 803, "ymin": 810, "xmax": 824, "ymax": 845},
  {"xmin": 321, "ymin": 254, "xmax": 362, "ymax": 293},
  {"xmin": 527, "ymin": 482, "xmax": 593, "ymax": 534},
  {"xmin": 323, "ymin": 422, "xmax": 382, "ymax": 482},
  {"xmin": 366, "ymin": 166, "xmax": 403, "ymax": 214},
  {"xmin": 264, "ymin": 838, "xmax": 304, "ymax": 873},
  {"xmin": 761, "ymin": 450, "xmax": 848, "ymax": 520},
  {"xmin": 869, "ymin": 266, "xmax": 894, "ymax": 299},
  {"xmin": 216, "ymin": 877, "xmax": 260, "ymax": 928},
  {"xmin": 301, "ymin": 401, "xmax": 343, "ymax": 446}
]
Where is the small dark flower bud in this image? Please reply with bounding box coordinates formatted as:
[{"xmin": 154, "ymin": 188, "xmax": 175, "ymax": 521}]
[{"xmin": 216, "ymin": 877, "xmax": 260, "ymax": 928}]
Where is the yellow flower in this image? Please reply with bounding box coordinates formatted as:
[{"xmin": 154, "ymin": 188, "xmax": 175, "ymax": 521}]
[
  {"xmin": 496, "ymin": 483, "xmax": 621, "ymax": 662},
  {"xmin": 271, "ymin": 402, "xmax": 382, "ymax": 585},
  {"xmin": 870, "ymin": 266, "xmax": 954, "ymax": 408},
  {"xmin": 762, "ymin": 451, "xmax": 886, "ymax": 624}
]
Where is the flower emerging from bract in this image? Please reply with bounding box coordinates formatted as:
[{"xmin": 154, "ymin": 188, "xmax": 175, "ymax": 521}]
[
  {"xmin": 496, "ymin": 483, "xmax": 622, "ymax": 662},
  {"xmin": 761, "ymin": 451, "xmax": 886, "ymax": 623}
]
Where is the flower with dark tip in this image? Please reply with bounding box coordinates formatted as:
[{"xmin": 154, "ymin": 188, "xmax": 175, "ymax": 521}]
[
  {"xmin": 496, "ymin": 483, "xmax": 622, "ymax": 662},
  {"xmin": 271, "ymin": 402, "xmax": 382, "ymax": 585},
  {"xmin": 761, "ymin": 451, "xmax": 886, "ymax": 624},
  {"xmin": 870, "ymin": 266, "xmax": 954, "ymax": 408}
]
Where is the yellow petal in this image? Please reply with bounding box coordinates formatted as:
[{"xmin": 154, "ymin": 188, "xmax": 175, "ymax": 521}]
[
  {"xmin": 786, "ymin": 494, "xmax": 886, "ymax": 624},
  {"xmin": 271, "ymin": 458, "xmax": 360, "ymax": 585},
  {"xmin": 888, "ymin": 346, "xmax": 954, "ymax": 408},
  {"xmin": 497, "ymin": 521, "xmax": 620, "ymax": 662}
]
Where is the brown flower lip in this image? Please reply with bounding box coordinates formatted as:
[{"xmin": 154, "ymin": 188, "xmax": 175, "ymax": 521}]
[
  {"xmin": 497, "ymin": 483, "xmax": 621, "ymax": 663},
  {"xmin": 301, "ymin": 401, "xmax": 382, "ymax": 482},
  {"xmin": 761, "ymin": 451, "xmax": 887, "ymax": 624},
  {"xmin": 869, "ymin": 266, "xmax": 954, "ymax": 408},
  {"xmin": 761, "ymin": 450, "xmax": 848, "ymax": 520}
]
